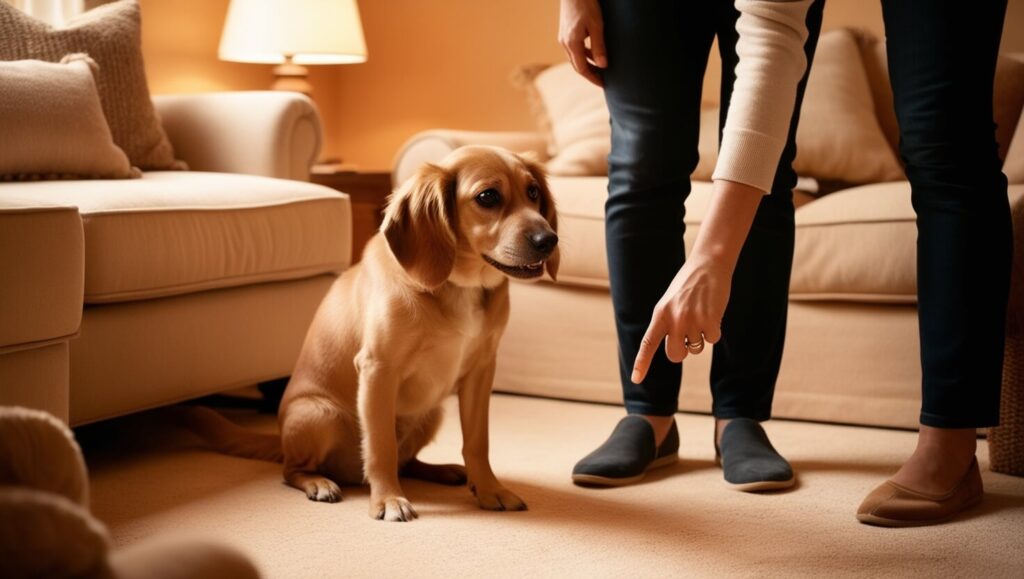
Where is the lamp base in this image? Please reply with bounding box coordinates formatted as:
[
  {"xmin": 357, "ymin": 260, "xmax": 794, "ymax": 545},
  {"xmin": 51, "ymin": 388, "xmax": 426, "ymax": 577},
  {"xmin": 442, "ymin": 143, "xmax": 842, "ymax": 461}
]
[{"xmin": 271, "ymin": 61, "xmax": 312, "ymax": 95}]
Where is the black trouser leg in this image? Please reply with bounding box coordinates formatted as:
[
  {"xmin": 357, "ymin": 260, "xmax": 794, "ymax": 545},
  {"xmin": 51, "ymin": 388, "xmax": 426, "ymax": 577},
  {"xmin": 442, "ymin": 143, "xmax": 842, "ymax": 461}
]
[
  {"xmin": 601, "ymin": 0, "xmax": 715, "ymax": 416},
  {"xmin": 709, "ymin": 1, "xmax": 824, "ymax": 420},
  {"xmin": 602, "ymin": 0, "xmax": 823, "ymax": 418},
  {"xmin": 881, "ymin": 0, "xmax": 1011, "ymax": 428}
]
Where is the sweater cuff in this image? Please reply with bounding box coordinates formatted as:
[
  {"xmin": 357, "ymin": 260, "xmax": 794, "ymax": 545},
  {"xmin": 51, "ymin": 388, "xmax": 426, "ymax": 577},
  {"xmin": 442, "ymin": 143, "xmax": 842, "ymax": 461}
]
[{"xmin": 711, "ymin": 128, "xmax": 787, "ymax": 194}]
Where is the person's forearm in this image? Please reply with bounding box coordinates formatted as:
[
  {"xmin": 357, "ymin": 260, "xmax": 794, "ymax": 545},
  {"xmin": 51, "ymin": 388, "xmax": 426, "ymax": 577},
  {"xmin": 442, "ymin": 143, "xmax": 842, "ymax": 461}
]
[
  {"xmin": 712, "ymin": 0, "xmax": 813, "ymax": 192},
  {"xmin": 689, "ymin": 179, "xmax": 764, "ymax": 274},
  {"xmin": 696, "ymin": 0, "xmax": 812, "ymax": 272}
]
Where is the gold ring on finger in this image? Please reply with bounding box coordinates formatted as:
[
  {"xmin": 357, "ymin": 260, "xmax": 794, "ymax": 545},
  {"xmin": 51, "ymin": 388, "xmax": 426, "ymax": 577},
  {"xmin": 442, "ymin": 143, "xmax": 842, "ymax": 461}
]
[{"xmin": 684, "ymin": 334, "xmax": 705, "ymax": 354}]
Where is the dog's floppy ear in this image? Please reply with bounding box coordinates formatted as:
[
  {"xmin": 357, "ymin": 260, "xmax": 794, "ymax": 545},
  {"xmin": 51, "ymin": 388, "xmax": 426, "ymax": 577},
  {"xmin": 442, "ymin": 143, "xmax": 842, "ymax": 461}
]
[
  {"xmin": 382, "ymin": 163, "xmax": 458, "ymax": 290},
  {"xmin": 518, "ymin": 154, "xmax": 560, "ymax": 281}
]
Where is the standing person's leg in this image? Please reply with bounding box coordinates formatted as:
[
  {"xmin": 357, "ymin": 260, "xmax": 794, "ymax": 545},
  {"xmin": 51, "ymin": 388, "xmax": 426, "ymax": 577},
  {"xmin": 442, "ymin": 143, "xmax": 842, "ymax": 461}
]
[
  {"xmin": 859, "ymin": 0, "xmax": 1010, "ymax": 527},
  {"xmin": 571, "ymin": 0, "xmax": 716, "ymax": 486},
  {"xmin": 707, "ymin": 0, "xmax": 825, "ymax": 490}
]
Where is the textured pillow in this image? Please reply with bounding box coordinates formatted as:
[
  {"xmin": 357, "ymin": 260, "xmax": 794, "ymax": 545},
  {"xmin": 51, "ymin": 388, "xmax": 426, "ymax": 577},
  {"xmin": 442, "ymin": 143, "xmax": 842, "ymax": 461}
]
[
  {"xmin": 792, "ymin": 29, "xmax": 904, "ymax": 183},
  {"xmin": 0, "ymin": 55, "xmax": 139, "ymax": 180},
  {"xmin": 0, "ymin": 0, "xmax": 184, "ymax": 170}
]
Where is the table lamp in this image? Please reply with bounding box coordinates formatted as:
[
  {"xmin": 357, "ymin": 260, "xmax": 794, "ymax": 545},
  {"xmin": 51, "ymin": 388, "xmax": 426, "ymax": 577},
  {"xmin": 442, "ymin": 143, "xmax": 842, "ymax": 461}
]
[{"xmin": 218, "ymin": 0, "xmax": 367, "ymax": 95}]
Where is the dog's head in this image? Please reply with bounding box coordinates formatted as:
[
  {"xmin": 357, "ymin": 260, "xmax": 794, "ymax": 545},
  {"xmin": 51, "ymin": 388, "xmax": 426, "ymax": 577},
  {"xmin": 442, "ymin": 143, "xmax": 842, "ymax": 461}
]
[{"xmin": 382, "ymin": 145, "xmax": 559, "ymax": 290}]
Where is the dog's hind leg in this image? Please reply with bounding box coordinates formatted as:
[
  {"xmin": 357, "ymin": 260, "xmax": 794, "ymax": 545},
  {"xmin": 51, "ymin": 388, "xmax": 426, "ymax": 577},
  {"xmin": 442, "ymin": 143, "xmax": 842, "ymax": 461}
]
[
  {"xmin": 280, "ymin": 395, "xmax": 362, "ymax": 502},
  {"xmin": 285, "ymin": 470, "xmax": 343, "ymax": 503},
  {"xmin": 398, "ymin": 407, "xmax": 467, "ymax": 486}
]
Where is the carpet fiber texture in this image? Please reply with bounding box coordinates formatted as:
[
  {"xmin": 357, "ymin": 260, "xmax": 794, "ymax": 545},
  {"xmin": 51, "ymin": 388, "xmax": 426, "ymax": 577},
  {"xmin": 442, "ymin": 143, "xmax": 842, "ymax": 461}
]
[{"xmin": 83, "ymin": 395, "xmax": 1024, "ymax": 578}]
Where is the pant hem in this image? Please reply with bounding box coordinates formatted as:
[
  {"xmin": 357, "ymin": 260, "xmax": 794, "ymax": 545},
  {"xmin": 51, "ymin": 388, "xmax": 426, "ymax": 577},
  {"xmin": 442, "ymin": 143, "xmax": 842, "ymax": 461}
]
[
  {"xmin": 624, "ymin": 402, "xmax": 678, "ymax": 417},
  {"xmin": 919, "ymin": 411, "xmax": 999, "ymax": 429},
  {"xmin": 711, "ymin": 408, "xmax": 772, "ymax": 422}
]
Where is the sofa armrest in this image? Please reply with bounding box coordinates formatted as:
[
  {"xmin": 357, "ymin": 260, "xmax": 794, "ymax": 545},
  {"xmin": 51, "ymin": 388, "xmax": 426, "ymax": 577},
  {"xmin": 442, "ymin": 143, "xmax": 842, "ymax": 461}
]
[
  {"xmin": 0, "ymin": 197, "xmax": 83, "ymax": 353},
  {"xmin": 392, "ymin": 130, "xmax": 548, "ymax": 186},
  {"xmin": 153, "ymin": 91, "xmax": 322, "ymax": 181}
]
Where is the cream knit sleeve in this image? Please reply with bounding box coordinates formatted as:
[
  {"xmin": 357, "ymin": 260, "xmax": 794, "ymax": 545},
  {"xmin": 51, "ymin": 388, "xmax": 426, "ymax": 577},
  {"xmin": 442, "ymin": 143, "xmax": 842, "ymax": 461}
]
[{"xmin": 711, "ymin": 0, "xmax": 814, "ymax": 193}]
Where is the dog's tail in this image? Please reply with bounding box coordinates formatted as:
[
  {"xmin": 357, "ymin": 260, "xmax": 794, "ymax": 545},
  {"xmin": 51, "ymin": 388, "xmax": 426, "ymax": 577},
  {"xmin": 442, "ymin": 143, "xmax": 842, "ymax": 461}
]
[{"xmin": 172, "ymin": 406, "xmax": 283, "ymax": 463}]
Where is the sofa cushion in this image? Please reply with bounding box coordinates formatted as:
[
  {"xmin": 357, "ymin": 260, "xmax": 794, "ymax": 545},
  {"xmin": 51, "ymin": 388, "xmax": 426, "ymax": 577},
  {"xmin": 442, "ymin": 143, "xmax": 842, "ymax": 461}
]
[
  {"xmin": 793, "ymin": 183, "xmax": 1024, "ymax": 303},
  {"xmin": 0, "ymin": 0, "xmax": 183, "ymax": 170},
  {"xmin": 0, "ymin": 55, "xmax": 138, "ymax": 181},
  {"xmin": 3, "ymin": 172, "xmax": 351, "ymax": 304},
  {"xmin": 544, "ymin": 177, "xmax": 607, "ymax": 287},
  {"xmin": 791, "ymin": 182, "xmax": 917, "ymax": 303},
  {"xmin": 546, "ymin": 177, "xmax": 715, "ymax": 289},
  {"xmin": 0, "ymin": 197, "xmax": 83, "ymax": 351}
]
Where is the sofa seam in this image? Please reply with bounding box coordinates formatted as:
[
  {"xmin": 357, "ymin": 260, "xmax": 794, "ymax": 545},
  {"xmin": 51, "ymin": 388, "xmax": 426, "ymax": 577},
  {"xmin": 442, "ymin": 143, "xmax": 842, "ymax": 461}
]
[
  {"xmin": 0, "ymin": 331, "xmax": 80, "ymax": 356},
  {"xmin": 78, "ymin": 193, "xmax": 349, "ymax": 217},
  {"xmin": 795, "ymin": 218, "xmax": 917, "ymax": 228},
  {"xmin": 83, "ymin": 263, "xmax": 347, "ymax": 304}
]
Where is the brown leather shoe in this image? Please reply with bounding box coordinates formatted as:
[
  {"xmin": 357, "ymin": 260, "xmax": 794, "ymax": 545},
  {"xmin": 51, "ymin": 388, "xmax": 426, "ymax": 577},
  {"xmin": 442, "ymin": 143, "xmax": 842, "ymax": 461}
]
[{"xmin": 856, "ymin": 457, "xmax": 983, "ymax": 527}]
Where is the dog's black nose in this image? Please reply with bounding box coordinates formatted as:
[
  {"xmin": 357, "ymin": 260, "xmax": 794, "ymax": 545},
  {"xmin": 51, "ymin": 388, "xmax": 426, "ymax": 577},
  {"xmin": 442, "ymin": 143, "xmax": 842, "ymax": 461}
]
[{"xmin": 528, "ymin": 230, "xmax": 558, "ymax": 255}]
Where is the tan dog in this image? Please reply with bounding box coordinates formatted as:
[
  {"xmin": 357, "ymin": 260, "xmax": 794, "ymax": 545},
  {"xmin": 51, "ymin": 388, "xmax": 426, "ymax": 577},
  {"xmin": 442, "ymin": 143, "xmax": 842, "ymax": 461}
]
[{"xmin": 274, "ymin": 146, "xmax": 558, "ymax": 521}]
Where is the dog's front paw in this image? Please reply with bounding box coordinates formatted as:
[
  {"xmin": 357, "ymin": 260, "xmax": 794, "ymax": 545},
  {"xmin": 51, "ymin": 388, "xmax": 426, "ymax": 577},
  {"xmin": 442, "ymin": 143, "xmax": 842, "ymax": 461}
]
[
  {"xmin": 470, "ymin": 484, "xmax": 527, "ymax": 511},
  {"xmin": 370, "ymin": 495, "xmax": 419, "ymax": 522}
]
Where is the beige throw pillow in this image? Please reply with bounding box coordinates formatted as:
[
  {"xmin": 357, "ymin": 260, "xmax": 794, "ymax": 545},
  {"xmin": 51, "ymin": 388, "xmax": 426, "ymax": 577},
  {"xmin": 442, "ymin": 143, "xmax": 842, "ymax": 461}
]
[
  {"xmin": 517, "ymin": 63, "xmax": 610, "ymax": 175},
  {"xmin": 0, "ymin": 55, "xmax": 139, "ymax": 180},
  {"xmin": 692, "ymin": 107, "xmax": 721, "ymax": 181},
  {"xmin": 992, "ymin": 56, "xmax": 1024, "ymax": 163},
  {"xmin": 855, "ymin": 31, "xmax": 1024, "ymax": 165},
  {"xmin": 512, "ymin": 63, "xmax": 721, "ymax": 178},
  {"xmin": 851, "ymin": 29, "xmax": 901, "ymax": 156},
  {"xmin": 515, "ymin": 29, "xmax": 906, "ymax": 185},
  {"xmin": 792, "ymin": 29, "xmax": 904, "ymax": 183},
  {"xmin": 1003, "ymin": 108, "xmax": 1024, "ymax": 184},
  {"xmin": 0, "ymin": 0, "xmax": 184, "ymax": 170}
]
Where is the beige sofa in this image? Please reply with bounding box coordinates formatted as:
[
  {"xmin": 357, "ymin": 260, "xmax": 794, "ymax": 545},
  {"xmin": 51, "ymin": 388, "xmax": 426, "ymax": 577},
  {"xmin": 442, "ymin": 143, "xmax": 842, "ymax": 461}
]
[
  {"xmin": 392, "ymin": 45, "xmax": 1024, "ymax": 431},
  {"xmin": 0, "ymin": 91, "xmax": 352, "ymax": 426}
]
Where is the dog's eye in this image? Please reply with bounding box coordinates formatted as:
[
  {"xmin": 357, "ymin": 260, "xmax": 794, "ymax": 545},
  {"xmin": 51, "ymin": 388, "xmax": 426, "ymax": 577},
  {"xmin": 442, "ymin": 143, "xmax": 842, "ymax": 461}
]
[
  {"xmin": 526, "ymin": 183, "xmax": 541, "ymax": 202},
  {"xmin": 475, "ymin": 188, "xmax": 502, "ymax": 208}
]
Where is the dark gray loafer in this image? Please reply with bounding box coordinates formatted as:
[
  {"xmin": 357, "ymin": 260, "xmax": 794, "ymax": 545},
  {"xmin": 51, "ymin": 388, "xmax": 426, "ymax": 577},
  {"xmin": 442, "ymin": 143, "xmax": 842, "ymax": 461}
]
[
  {"xmin": 716, "ymin": 418, "xmax": 795, "ymax": 492},
  {"xmin": 572, "ymin": 415, "xmax": 679, "ymax": 486}
]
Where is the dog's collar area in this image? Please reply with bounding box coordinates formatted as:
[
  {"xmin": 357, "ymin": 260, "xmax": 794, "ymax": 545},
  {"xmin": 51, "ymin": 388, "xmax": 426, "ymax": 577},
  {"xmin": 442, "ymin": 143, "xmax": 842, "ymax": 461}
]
[{"xmin": 482, "ymin": 254, "xmax": 545, "ymax": 279}]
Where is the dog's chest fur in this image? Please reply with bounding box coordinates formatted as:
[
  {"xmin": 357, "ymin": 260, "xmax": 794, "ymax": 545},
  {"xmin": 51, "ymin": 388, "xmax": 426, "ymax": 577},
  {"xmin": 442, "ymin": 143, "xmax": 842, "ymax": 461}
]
[{"xmin": 395, "ymin": 285, "xmax": 496, "ymax": 416}]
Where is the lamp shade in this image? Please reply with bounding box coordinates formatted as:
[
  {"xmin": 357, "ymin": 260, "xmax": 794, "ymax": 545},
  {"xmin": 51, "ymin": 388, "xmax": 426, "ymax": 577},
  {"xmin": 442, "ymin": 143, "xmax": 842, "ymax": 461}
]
[{"xmin": 219, "ymin": 0, "xmax": 367, "ymax": 65}]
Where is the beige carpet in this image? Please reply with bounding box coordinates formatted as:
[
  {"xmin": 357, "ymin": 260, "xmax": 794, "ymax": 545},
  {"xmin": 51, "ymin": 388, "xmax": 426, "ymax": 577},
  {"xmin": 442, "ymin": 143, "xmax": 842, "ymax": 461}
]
[{"xmin": 83, "ymin": 395, "xmax": 1024, "ymax": 578}]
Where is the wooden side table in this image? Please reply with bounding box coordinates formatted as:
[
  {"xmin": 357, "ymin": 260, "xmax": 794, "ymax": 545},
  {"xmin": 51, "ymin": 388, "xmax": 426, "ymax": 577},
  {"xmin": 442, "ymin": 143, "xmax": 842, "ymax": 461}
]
[{"xmin": 310, "ymin": 170, "xmax": 392, "ymax": 263}]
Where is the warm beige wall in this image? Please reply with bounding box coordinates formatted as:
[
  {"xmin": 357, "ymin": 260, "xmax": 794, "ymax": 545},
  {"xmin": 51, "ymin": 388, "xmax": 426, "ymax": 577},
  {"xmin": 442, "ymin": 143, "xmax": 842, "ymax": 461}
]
[
  {"xmin": 138, "ymin": 0, "xmax": 1022, "ymax": 171},
  {"xmin": 330, "ymin": 0, "xmax": 564, "ymax": 170}
]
